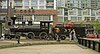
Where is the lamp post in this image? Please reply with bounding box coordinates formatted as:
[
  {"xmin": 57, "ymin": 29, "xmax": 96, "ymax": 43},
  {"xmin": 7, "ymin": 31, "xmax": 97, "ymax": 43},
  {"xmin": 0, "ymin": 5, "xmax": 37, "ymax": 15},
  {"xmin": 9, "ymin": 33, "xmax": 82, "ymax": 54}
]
[
  {"xmin": 7, "ymin": 0, "xmax": 10, "ymax": 21},
  {"xmin": 5, "ymin": 0, "xmax": 10, "ymax": 29}
]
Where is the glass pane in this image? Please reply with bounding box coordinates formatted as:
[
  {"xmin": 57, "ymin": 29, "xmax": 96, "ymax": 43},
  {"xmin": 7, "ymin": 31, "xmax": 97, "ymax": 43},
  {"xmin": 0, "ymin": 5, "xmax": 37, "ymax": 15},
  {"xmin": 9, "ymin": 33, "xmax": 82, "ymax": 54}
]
[
  {"xmin": 34, "ymin": 15, "xmax": 50, "ymax": 22},
  {"xmin": 58, "ymin": 9, "xmax": 63, "ymax": 15},
  {"xmin": 31, "ymin": 0, "xmax": 38, "ymax": 5},
  {"xmin": 78, "ymin": 17, "xmax": 82, "ymax": 22},
  {"xmin": 58, "ymin": 16, "xmax": 63, "ymax": 22},
  {"xmin": 39, "ymin": 6, "xmax": 44, "ymax": 9},
  {"xmin": 39, "ymin": 0, "xmax": 45, "ymax": 5},
  {"xmin": 24, "ymin": 0, "xmax": 29, "ymax": 6},
  {"xmin": 91, "ymin": 17, "xmax": 95, "ymax": 22},
  {"xmin": 84, "ymin": 17, "xmax": 90, "ymax": 22},
  {"xmin": 71, "ymin": 17, "xmax": 77, "ymax": 22}
]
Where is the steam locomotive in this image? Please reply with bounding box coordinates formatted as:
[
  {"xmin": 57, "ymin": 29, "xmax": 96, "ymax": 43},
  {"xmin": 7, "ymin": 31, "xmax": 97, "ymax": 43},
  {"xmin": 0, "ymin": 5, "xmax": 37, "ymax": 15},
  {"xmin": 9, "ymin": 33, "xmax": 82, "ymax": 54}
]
[{"xmin": 4, "ymin": 17, "xmax": 92, "ymax": 40}]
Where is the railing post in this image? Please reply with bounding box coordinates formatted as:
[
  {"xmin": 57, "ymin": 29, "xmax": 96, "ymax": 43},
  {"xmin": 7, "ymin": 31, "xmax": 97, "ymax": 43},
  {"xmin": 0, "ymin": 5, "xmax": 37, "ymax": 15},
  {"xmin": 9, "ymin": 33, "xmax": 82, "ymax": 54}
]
[
  {"xmin": 78, "ymin": 38, "xmax": 81, "ymax": 44},
  {"xmin": 98, "ymin": 42, "xmax": 100, "ymax": 52},
  {"xmin": 85, "ymin": 39, "xmax": 87, "ymax": 47},
  {"xmin": 88, "ymin": 40, "xmax": 91, "ymax": 48},
  {"xmin": 80, "ymin": 39, "xmax": 82, "ymax": 44},
  {"xmin": 92, "ymin": 41, "xmax": 95, "ymax": 50},
  {"xmin": 82, "ymin": 39, "xmax": 84, "ymax": 45}
]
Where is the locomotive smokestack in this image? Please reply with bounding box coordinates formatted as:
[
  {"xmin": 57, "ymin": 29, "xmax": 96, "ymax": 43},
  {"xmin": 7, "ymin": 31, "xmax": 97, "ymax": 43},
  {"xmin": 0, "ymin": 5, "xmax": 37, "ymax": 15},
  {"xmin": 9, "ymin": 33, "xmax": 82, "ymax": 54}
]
[{"xmin": 11, "ymin": 17, "xmax": 17, "ymax": 25}]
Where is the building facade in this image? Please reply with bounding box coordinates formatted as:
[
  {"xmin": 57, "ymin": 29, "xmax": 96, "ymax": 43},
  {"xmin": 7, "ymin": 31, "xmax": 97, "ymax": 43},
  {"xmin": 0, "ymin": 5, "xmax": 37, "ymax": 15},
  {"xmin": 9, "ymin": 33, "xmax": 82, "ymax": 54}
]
[
  {"xmin": 0, "ymin": 0, "xmax": 100, "ymax": 25},
  {"xmin": 0, "ymin": 0, "xmax": 57, "ymax": 26},
  {"xmin": 57, "ymin": 0, "xmax": 100, "ymax": 23}
]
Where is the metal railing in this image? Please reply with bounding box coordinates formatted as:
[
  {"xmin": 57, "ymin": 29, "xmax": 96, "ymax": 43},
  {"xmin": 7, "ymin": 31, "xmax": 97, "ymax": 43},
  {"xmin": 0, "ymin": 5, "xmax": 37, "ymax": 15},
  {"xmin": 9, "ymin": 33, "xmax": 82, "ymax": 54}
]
[{"xmin": 78, "ymin": 38, "xmax": 100, "ymax": 52}]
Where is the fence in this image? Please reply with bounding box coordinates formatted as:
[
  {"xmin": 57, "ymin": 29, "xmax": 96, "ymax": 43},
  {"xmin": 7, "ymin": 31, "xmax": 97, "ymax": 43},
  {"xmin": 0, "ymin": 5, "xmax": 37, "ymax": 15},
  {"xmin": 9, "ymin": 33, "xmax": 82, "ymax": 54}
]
[{"xmin": 78, "ymin": 38, "xmax": 100, "ymax": 52}]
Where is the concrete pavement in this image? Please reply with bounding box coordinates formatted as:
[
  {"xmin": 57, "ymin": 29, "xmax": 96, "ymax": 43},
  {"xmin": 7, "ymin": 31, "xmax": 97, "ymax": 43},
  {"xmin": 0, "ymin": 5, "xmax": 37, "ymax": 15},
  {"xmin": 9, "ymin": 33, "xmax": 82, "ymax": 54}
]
[{"xmin": 0, "ymin": 44, "xmax": 99, "ymax": 54}]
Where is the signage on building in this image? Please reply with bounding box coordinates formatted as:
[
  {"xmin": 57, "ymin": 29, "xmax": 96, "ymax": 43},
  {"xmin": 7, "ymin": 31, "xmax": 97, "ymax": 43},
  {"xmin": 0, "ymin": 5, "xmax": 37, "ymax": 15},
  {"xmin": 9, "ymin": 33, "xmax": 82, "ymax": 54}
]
[{"xmin": 15, "ymin": 9, "xmax": 34, "ymax": 14}]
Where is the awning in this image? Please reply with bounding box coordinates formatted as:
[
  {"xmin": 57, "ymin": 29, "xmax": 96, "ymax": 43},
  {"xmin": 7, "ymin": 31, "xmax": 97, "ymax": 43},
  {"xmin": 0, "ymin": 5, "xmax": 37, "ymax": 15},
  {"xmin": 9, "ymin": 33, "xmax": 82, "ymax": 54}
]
[{"xmin": 67, "ymin": 24, "xmax": 73, "ymax": 27}]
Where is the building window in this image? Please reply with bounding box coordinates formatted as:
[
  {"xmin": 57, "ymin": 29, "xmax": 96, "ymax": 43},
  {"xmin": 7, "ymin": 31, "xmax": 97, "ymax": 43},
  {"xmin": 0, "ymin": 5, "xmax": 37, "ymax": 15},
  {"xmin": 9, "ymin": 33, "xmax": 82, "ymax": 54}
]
[
  {"xmin": 39, "ymin": 6, "xmax": 44, "ymax": 9},
  {"xmin": 31, "ymin": 6, "xmax": 38, "ymax": 9},
  {"xmin": 91, "ymin": 17, "xmax": 95, "ymax": 22},
  {"xmin": 14, "ymin": 0, "xmax": 22, "ymax": 6},
  {"xmin": 15, "ymin": 15, "xmax": 32, "ymax": 22},
  {"xmin": 1, "ymin": 0, "xmax": 7, "ymax": 8},
  {"xmin": 23, "ymin": 15, "xmax": 32, "ymax": 21},
  {"xmin": 83, "ymin": 9, "xmax": 90, "ymax": 15},
  {"xmin": 96, "ymin": 10, "xmax": 100, "ymax": 15},
  {"xmin": 46, "ymin": 0, "xmax": 54, "ymax": 9},
  {"xmin": 78, "ymin": 9, "xmax": 82, "ymax": 16},
  {"xmin": 78, "ymin": 17, "xmax": 82, "ymax": 22},
  {"xmin": 31, "ymin": 0, "xmax": 38, "ymax": 5},
  {"xmin": 58, "ymin": 16, "xmax": 63, "ymax": 22},
  {"xmin": 24, "ymin": 0, "xmax": 29, "ymax": 6},
  {"xmin": 15, "ymin": 6, "xmax": 22, "ymax": 9},
  {"xmin": 57, "ymin": 0, "xmax": 65, "ymax": 7},
  {"xmin": 64, "ymin": 17, "xmax": 68, "ymax": 22},
  {"xmin": 91, "ymin": 10, "xmax": 95, "ymax": 16},
  {"xmin": 15, "ymin": 15, "xmax": 23, "ymax": 22},
  {"xmin": 71, "ymin": 17, "xmax": 77, "ymax": 22},
  {"xmin": 69, "ymin": 9, "xmax": 76, "ymax": 15},
  {"xmin": 39, "ymin": 0, "xmax": 45, "ymax": 6},
  {"xmin": 64, "ymin": 12, "xmax": 68, "ymax": 16},
  {"xmin": 97, "ymin": 17, "xmax": 100, "ymax": 22},
  {"xmin": 58, "ymin": 9, "xmax": 63, "ymax": 15},
  {"xmin": 84, "ymin": 17, "xmax": 90, "ymax": 22},
  {"xmin": 34, "ymin": 15, "xmax": 50, "ymax": 22}
]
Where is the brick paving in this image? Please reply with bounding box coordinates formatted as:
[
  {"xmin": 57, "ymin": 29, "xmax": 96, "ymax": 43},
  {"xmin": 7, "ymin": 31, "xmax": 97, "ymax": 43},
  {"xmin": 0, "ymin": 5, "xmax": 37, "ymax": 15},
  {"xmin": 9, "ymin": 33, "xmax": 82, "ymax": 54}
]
[{"xmin": 0, "ymin": 44, "xmax": 99, "ymax": 54}]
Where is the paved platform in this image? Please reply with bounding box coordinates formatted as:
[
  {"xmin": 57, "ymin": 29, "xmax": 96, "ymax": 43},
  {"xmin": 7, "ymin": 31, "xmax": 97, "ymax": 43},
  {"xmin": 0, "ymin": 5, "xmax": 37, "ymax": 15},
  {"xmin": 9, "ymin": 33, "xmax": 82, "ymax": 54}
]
[
  {"xmin": 0, "ymin": 44, "xmax": 99, "ymax": 54},
  {"xmin": 0, "ymin": 39, "xmax": 77, "ymax": 46}
]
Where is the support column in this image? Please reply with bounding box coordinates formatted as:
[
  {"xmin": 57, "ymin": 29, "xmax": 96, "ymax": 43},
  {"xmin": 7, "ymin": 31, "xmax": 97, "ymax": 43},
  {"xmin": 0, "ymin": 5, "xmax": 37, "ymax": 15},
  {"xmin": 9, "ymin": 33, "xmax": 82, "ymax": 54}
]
[
  {"xmin": 50, "ymin": 15, "xmax": 53, "ymax": 21},
  {"xmin": 29, "ymin": 0, "xmax": 31, "ymax": 9},
  {"xmin": 22, "ymin": 0, "xmax": 24, "ymax": 9},
  {"xmin": 82, "ymin": 10, "xmax": 84, "ymax": 21},
  {"xmin": 68, "ymin": 10, "xmax": 71, "ymax": 20},
  {"xmin": 53, "ymin": 15, "xmax": 57, "ymax": 27},
  {"xmin": 32, "ymin": 15, "xmax": 34, "ymax": 24},
  {"xmin": 54, "ymin": 0, "xmax": 56, "ymax": 10}
]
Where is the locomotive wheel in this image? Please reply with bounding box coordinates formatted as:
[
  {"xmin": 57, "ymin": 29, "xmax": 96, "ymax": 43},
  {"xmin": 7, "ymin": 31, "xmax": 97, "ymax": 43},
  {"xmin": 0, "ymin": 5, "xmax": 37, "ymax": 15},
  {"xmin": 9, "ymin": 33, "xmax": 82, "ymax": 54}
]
[
  {"xmin": 5, "ymin": 35, "xmax": 11, "ymax": 40},
  {"xmin": 60, "ymin": 35, "xmax": 66, "ymax": 40},
  {"xmin": 47, "ymin": 34, "xmax": 54, "ymax": 40},
  {"xmin": 39, "ymin": 32, "xmax": 48, "ymax": 39},
  {"xmin": 28, "ymin": 33, "xmax": 35, "ymax": 39}
]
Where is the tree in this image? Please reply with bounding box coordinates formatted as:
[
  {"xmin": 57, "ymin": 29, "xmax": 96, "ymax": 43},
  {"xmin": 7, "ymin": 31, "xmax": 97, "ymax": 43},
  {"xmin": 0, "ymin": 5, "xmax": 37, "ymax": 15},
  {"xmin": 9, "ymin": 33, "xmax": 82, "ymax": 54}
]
[{"xmin": 93, "ymin": 24, "xmax": 100, "ymax": 34}]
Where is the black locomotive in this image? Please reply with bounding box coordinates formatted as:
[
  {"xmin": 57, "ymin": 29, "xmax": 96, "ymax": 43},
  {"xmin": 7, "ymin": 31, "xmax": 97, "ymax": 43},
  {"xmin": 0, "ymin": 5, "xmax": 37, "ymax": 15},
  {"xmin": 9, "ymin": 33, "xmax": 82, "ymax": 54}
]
[
  {"xmin": 5, "ymin": 20, "xmax": 53, "ymax": 40},
  {"xmin": 4, "ymin": 17, "xmax": 92, "ymax": 40}
]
